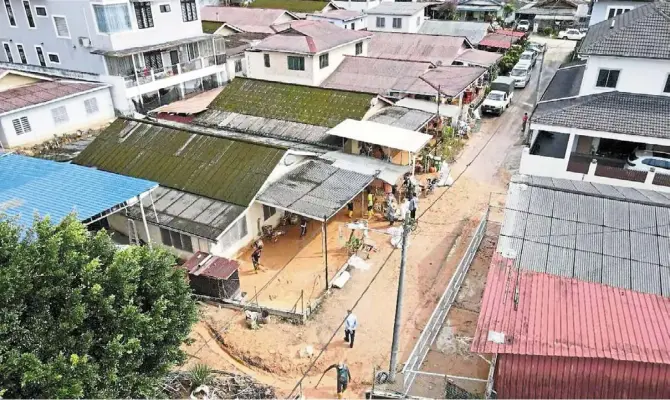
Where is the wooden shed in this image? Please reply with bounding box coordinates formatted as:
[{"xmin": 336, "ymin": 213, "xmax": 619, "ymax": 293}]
[{"xmin": 184, "ymin": 251, "xmax": 241, "ymax": 299}]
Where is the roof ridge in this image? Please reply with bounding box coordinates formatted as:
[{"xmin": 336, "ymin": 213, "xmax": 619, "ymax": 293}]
[
  {"xmin": 582, "ymin": 2, "xmax": 657, "ymax": 53},
  {"xmin": 535, "ymin": 90, "xmax": 617, "ymax": 117}
]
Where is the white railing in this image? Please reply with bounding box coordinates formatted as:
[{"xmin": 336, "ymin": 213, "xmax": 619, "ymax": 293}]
[{"xmin": 123, "ymin": 54, "xmax": 223, "ymax": 87}]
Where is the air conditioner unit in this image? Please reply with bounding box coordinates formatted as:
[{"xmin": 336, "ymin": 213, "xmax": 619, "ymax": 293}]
[{"xmin": 79, "ymin": 37, "xmax": 92, "ymax": 48}]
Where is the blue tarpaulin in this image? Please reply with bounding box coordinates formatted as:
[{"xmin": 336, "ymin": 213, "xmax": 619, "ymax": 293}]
[{"xmin": 0, "ymin": 154, "xmax": 158, "ymax": 230}]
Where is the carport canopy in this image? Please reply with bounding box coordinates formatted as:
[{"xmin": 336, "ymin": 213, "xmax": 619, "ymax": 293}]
[
  {"xmin": 328, "ymin": 119, "xmax": 432, "ymax": 153},
  {"xmin": 256, "ymin": 159, "xmax": 375, "ymax": 220}
]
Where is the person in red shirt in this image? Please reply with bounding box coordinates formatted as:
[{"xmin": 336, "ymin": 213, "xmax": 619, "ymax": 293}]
[{"xmin": 522, "ymin": 112, "xmax": 529, "ymax": 132}]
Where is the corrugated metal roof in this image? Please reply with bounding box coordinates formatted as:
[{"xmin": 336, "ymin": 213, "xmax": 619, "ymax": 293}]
[
  {"xmin": 494, "ymin": 354, "xmax": 670, "ymax": 399},
  {"xmin": 0, "ymin": 80, "xmax": 106, "ymax": 115},
  {"xmin": 455, "ymin": 49, "xmax": 502, "ymax": 67},
  {"xmin": 151, "ymin": 88, "xmax": 223, "ymax": 115},
  {"xmin": 498, "ymin": 175, "xmax": 670, "ymax": 296},
  {"xmin": 327, "ymin": 119, "xmax": 432, "ymax": 153},
  {"xmin": 367, "ymin": 32, "xmax": 469, "ymax": 66},
  {"xmin": 540, "ymin": 63, "xmax": 585, "ymax": 102},
  {"xmin": 201, "ymin": 6, "xmax": 295, "ymax": 33},
  {"xmin": 366, "ymin": 2, "xmax": 429, "ymax": 15},
  {"xmin": 417, "ymin": 20, "xmax": 491, "ymax": 44},
  {"xmin": 184, "ymin": 251, "xmax": 239, "ymax": 279},
  {"xmin": 73, "ymin": 119, "xmax": 285, "ymax": 207},
  {"xmin": 0, "ymin": 154, "xmax": 157, "ymax": 230},
  {"xmin": 394, "ymin": 66, "xmax": 486, "ymax": 98},
  {"xmin": 126, "ymin": 186, "xmax": 244, "ymax": 240},
  {"xmin": 256, "ymin": 160, "xmax": 374, "ymax": 219},
  {"xmin": 366, "ymin": 106, "xmax": 433, "ymax": 131},
  {"xmin": 307, "ymin": 9, "xmax": 364, "ymax": 20},
  {"xmin": 471, "ymin": 253, "xmax": 670, "ymax": 364},
  {"xmin": 478, "ymin": 33, "xmax": 515, "ymax": 49},
  {"xmin": 251, "ymin": 20, "xmax": 371, "ymax": 54}
]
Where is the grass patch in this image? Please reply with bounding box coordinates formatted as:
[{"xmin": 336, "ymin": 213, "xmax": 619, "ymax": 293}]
[
  {"xmin": 202, "ymin": 21, "xmax": 223, "ymax": 34},
  {"xmin": 248, "ymin": 0, "xmax": 328, "ymax": 12},
  {"xmin": 209, "ymin": 78, "xmax": 374, "ymax": 127}
]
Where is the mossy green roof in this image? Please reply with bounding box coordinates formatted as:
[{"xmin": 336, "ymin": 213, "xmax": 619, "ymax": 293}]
[
  {"xmin": 202, "ymin": 21, "xmax": 224, "ymax": 34},
  {"xmin": 74, "ymin": 119, "xmax": 286, "ymax": 207},
  {"xmin": 209, "ymin": 78, "xmax": 374, "ymax": 128}
]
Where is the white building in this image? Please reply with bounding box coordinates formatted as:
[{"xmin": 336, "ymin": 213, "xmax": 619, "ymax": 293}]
[
  {"xmin": 245, "ymin": 20, "xmax": 372, "ymax": 86},
  {"xmin": 0, "ymin": 0, "xmax": 227, "ymax": 114},
  {"xmin": 366, "ymin": 2, "xmax": 428, "ymax": 33},
  {"xmin": 306, "ymin": 9, "xmax": 367, "ymax": 30},
  {"xmin": 522, "ymin": 2, "xmax": 670, "ymax": 192},
  {"xmin": 588, "ymin": 0, "xmax": 652, "ymax": 25},
  {"xmin": 0, "ymin": 68, "xmax": 114, "ymax": 148},
  {"xmin": 333, "ymin": 0, "xmax": 382, "ymax": 12}
]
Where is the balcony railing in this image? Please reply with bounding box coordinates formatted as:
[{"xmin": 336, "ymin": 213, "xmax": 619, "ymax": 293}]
[{"xmin": 123, "ymin": 54, "xmax": 225, "ymax": 88}]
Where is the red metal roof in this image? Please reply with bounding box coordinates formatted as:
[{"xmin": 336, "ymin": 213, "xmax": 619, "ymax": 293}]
[
  {"xmin": 495, "ymin": 354, "xmax": 670, "ymax": 399},
  {"xmin": 494, "ymin": 28, "xmax": 526, "ymax": 38},
  {"xmin": 0, "ymin": 80, "xmax": 104, "ymax": 114},
  {"xmin": 184, "ymin": 251, "xmax": 239, "ymax": 280},
  {"xmin": 478, "ymin": 33, "xmax": 515, "ymax": 49},
  {"xmin": 471, "ymin": 253, "xmax": 670, "ymax": 364}
]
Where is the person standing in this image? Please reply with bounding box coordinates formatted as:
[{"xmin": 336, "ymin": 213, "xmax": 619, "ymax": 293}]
[
  {"xmin": 344, "ymin": 310, "xmax": 357, "ymax": 348},
  {"xmin": 522, "ymin": 112, "xmax": 528, "ymax": 133},
  {"xmin": 316, "ymin": 361, "xmax": 351, "ymax": 399},
  {"xmin": 409, "ymin": 194, "xmax": 419, "ymax": 220},
  {"xmin": 300, "ymin": 218, "xmax": 307, "ymax": 238},
  {"xmin": 251, "ymin": 246, "xmax": 262, "ymax": 273},
  {"xmin": 347, "ymin": 201, "xmax": 354, "ymax": 219},
  {"xmin": 367, "ymin": 192, "xmax": 374, "ymax": 219}
]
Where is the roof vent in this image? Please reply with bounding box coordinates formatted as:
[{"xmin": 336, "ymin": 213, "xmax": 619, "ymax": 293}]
[{"xmin": 610, "ymin": 19, "xmax": 615, "ymax": 29}]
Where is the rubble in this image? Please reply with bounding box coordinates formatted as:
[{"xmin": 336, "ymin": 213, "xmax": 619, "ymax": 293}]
[{"xmin": 163, "ymin": 370, "xmax": 276, "ymax": 399}]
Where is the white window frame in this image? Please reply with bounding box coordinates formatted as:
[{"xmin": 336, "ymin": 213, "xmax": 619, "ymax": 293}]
[
  {"xmin": 606, "ymin": 5, "xmax": 633, "ymax": 19},
  {"xmin": 47, "ymin": 52, "xmax": 60, "ymax": 64},
  {"xmin": 4, "ymin": 0, "xmax": 17, "ymax": 27},
  {"xmin": 12, "ymin": 116, "xmax": 31, "ymax": 135},
  {"xmin": 22, "ymin": 0, "xmax": 35, "ymax": 29},
  {"xmin": 34, "ymin": 44, "xmax": 45, "ymax": 66},
  {"xmin": 51, "ymin": 105, "xmax": 69, "ymax": 125},
  {"xmin": 34, "ymin": 5, "xmax": 46, "ymax": 17},
  {"xmin": 90, "ymin": 2, "xmax": 133, "ymax": 35},
  {"xmin": 52, "ymin": 14, "xmax": 70, "ymax": 38},
  {"xmin": 2, "ymin": 41, "xmax": 13, "ymax": 63},
  {"xmin": 15, "ymin": 43, "xmax": 27, "ymax": 64},
  {"xmin": 375, "ymin": 16, "xmax": 385, "ymax": 28},
  {"xmin": 84, "ymin": 97, "xmax": 99, "ymax": 114},
  {"xmin": 392, "ymin": 17, "xmax": 402, "ymax": 29},
  {"xmin": 595, "ymin": 68, "xmax": 620, "ymax": 89}
]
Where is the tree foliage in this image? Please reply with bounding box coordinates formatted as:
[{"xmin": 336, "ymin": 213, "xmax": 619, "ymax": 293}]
[{"xmin": 0, "ymin": 216, "xmax": 198, "ymax": 398}]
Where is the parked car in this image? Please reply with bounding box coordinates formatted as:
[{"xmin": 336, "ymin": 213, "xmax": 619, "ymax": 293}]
[
  {"xmin": 516, "ymin": 19, "xmax": 531, "ymax": 32},
  {"xmin": 481, "ymin": 77, "xmax": 515, "ymax": 115},
  {"xmin": 510, "ymin": 63, "xmax": 532, "ymax": 88},
  {"xmin": 527, "ymin": 42, "xmax": 546, "ymax": 54},
  {"xmin": 519, "ymin": 50, "xmax": 537, "ymax": 67},
  {"xmin": 625, "ymin": 150, "xmax": 670, "ymax": 172},
  {"xmin": 558, "ymin": 28, "xmax": 586, "ymax": 40}
]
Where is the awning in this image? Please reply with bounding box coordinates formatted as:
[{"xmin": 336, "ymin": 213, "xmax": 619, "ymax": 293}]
[
  {"xmin": 320, "ymin": 151, "xmax": 411, "ymax": 184},
  {"xmin": 151, "ymin": 88, "xmax": 223, "ymax": 115},
  {"xmin": 91, "ymin": 34, "xmax": 214, "ymax": 57},
  {"xmin": 327, "ymin": 119, "xmax": 432, "ymax": 153},
  {"xmin": 255, "ymin": 159, "xmax": 375, "ymax": 220}
]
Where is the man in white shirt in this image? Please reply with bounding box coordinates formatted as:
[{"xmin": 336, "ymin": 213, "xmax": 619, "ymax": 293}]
[{"xmin": 344, "ymin": 310, "xmax": 358, "ymax": 348}]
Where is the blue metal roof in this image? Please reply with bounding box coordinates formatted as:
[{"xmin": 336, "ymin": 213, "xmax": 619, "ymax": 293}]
[{"xmin": 0, "ymin": 154, "xmax": 158, "ymax": 230}]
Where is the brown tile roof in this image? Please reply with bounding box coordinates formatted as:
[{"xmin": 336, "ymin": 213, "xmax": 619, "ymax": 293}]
[
  {"xmin": 321, "ymin": 56, "xmax": 432, "ymax": 94},
  {"xmin": 367, "ymin": 31, "xmax": 470, "ymax": 66},
  {"xmin": 200, "ymin": 6, "xmax": 296, "ymax": 33},
  {"xmin": 252, "ymin": 20, "xmax": 372, "ymax": 54},
  {"xmin": 0, "ymin": 80, "xmax": 105, "ymax": 115}
]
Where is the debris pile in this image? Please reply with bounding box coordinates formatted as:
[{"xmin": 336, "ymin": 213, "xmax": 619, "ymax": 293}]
[{"xmin": 163, "ymin": 370, "xmax": 276, "ymax": 399}]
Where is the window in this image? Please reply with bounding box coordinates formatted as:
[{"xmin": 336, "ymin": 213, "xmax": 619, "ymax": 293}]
[
  {"xmin": 4, "ymin": 0, "xmax": 15, "ymax": 26},
  {"xmin": 160, "ymin": 228, "xmax": 193, "ymax": 252},
  {"xmin": 35, "ymin": 5, "xmax": 45, "ymax": 16},
  {"xmin": 23, "ymin": 0, "xmax": 34, "ymax": 27},
  {"xmin": 596, "ymin": 69, "xmax": 619, "ymax": 88},
  {"xmin": 16, "ymin": 44, "xmax": 26, "ymax": 63},
  {"xmin": 287, "ymin": 55, "xmax": 304, "ymax": 71},
  {"xmin": 3, "ymin": 43, "xmax": 12, "ymax": 63},
  {"xmin": 218, "ymin": 215, "xmax": 248, "ymax": 248},
  {"xmin": 664, "ymin": 75, "xmax": 670, "ymax": 93},
  {"xmin": 351, "ymin": 22, "xmax": 354, "ymax": 29},
  {"xmin": 392, "ymin": 17, "xmax": 402, "ymax": 29},
  {"xmin": 607, "ymin": 6, "xmax": 632, "ymax": 19},
  {"xmin": 186, "ymin": 42, "xmax": 198, "ymax": 60},
  {"xmin": 134, "ymin": 2, "xmax": 153, "ymax": 29},
  {"xmin": 263, "ymin": 205, "xmax": 276, "ymax": 221},
  {"xmin": 12, "ymin": 116, "xmax": 31, "ymax": 135},
  {"xmin": 355, "ymin": 42, "xmax": 362, "ymax": 55},
  {"xmin": 234, "ymin": 59, "xmax": 242, "ymax": 72},
  {"xmin": 51, "ymin": 106, "xmax": 69, "ymax": 125},
  {"xmin": 53, "ymin": 15, "xmax": 70, "ymax": 38},
  {"xmin": 144, "ymin": 51, "xmax": 163, "ymax": 69},
  {"xmin": 84, "ymin": 97, "xmax": 99, "ymax": 114},
  {"xmin": 47, "ymin": 52, "xmax": 60, "ymax": 63},
  {"xmin": 93, "ymin": 4, "xmax": 132, "ymax": 34},
  {"xmin": 263, "ymin": 53, "xmax": 270, "ymax": 68},
  {"xmin": 375, "ymin": 16, "xmax": 385, "ymax": 28},
  {"xmin": 35, "ymin": 45, "xmax": 45, "ymax": 66},
  {"xmin": 319, "ymin": 53, "xmax": 329, "ymax": 69},
  {"xmin": 180, "ymin": 0, "xmax": 197, "ymax": 22},
  {"xmin": 159, "ymin": 4, "xmax": 170, "ymax": 12}
]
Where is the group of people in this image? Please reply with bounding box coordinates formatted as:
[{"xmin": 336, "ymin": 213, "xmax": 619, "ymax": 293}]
[{"xmin": 316, "ymin": 310, "xmax": 358, "ymax": 398}]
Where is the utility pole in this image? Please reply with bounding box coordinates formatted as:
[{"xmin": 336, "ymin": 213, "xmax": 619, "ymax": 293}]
[{"xmin": 388, "ymin": 215, "xmax": 411, "ymax": 382}]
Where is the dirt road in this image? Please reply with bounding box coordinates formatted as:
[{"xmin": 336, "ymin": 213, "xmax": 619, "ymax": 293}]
[{"xmin": 183, "ymin": 38, "xmax": 576, "ymax": 399}]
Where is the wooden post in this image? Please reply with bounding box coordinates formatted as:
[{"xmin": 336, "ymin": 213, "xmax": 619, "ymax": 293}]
[{"xmin": 301, "ymin": 289, "xmax": 304, "ymax": 318}]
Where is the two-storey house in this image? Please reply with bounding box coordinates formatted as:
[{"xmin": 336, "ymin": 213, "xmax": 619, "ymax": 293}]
[
  {"xmin": 245, "ymin": 20, "xmax": 371, "ymax": 86},
  {"xmin": 366, "ymin": 2, "xmax": 428, "ymax": 33},
  {"xmin": 0, "ymin": 0, "xmax": 227, "ymax": 114},
  {"xmin": 521, "ymin": 1, "xmax": 670, "ymax": 192},
  {"xmin": 589, "ymin": 0, "xmax": 652, "ymax": 25}
]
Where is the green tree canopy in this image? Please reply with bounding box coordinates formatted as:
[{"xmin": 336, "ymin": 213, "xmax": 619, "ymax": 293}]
[{"xmin": 0, "ymin": 215, "xmax": 198, "ymax": 398}]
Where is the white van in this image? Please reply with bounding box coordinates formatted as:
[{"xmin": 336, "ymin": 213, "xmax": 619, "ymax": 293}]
[{"xmin": 510, "ymin": 63, "xmax": 532, "ymax": 88}]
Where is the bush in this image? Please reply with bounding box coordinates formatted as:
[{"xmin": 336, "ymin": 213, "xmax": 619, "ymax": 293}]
[
  {"xmin": 543, "ymin": 26, "xmax": 554, "ymax": 36},
  {"xmin": 189, "ymin": 364, "xmax": 214, "ymax": 389}
]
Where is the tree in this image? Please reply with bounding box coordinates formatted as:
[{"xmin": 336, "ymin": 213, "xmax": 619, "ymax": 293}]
[
  {"xmin": 434, "ymin": 0, "xmax": 458, "ymax": 20},
  {"xmin": 0, "ymin": 215, "xmax": 198, "ymax": 398}
]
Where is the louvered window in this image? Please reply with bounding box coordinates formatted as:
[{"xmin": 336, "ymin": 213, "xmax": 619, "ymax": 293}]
[
  {"xmin": 180, "ymin": 0, "xmax": 197, "ymax": 22},
  {"xmin": 134, "ymin": 2, "xmax": 153, "ymax": 29},
  {"xmin": 84, "ymin": 98, "xmax": 99, "ymax": 114},
  {"xmin": 23, "ymin": 0, "xmax": 34, "ymax": 27},
  {"xmin": 53, "ymin": 16, "xmax": 70, "ymax": 37},
  {"xmin": 12, "ymin": 117, "xmax": 31, "ymax": 135},
  {"xmin": 4, "ymin": 0, "xmax": 15, "ymax": 26},
  {"xmin": 51, "ymin": 106, "xmax": 69, "ymax": 125}
]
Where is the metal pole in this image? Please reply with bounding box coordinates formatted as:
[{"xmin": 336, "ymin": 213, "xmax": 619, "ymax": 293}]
[
  {"xmin": 389, "ymin": 215, "xmax": 411, "ymax": 382},
  {"xmin": 149, "ymin": 191, "xmax": 158, "ymax": 222},
  {"xmin": 323, "ymin": 216, "xmax": 329, "ymax": 289},
  {"xmin": 138, "ymin": 197, "xmax": 152, "ymax": 249},
  {"xmin": 526, "ymin": 50, "xmax": 545, "ymax": 143}
]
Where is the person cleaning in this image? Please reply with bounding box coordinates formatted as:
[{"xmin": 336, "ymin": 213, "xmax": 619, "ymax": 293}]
[
  {"xmin": 316, "ymin": 361, "xmax": 351, "ymax": 399},
  {"xmin": 367, "ymin": 191, "xmax": 374, "ymax": 219},
  {"xmin": 251, "ymin": 246, "xmax": 262, "ymax": 273},
  {"xmin": 347, "ymin": 201, "xmax": 354, "ymax": 219}
]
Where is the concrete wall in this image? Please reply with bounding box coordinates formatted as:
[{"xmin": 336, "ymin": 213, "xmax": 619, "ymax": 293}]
[
  {"xmin": 367, "ymin": 11, "xmax": 424, "ymax": 33},
  {"xmin": 589, "ymin": 0, "xmax": 640, "ymax": 25},
  {"xmin": 0, "ymin": 86, "xmax": 115, "ymax": 147},
  {"xmin": 246, "ymin": 40, "xmax": 366, "ymax": 86},
  {"xmin": 306, "ymin": 14, "xmax": 367, "ymax": 30},
  {"xmin": 579, "ymin": 56, "xmax": 670, "ymax": 97}
]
